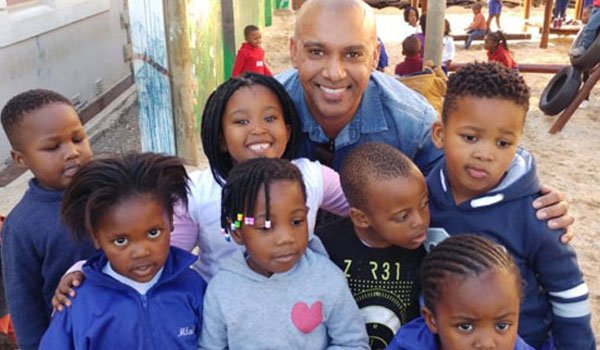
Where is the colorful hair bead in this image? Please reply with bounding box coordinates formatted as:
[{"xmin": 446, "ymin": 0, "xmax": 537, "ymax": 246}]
[
  {"xmin": 264, "ymin": 220, "xmax": 271, "ymax": 229},
  {"xmin": 237, "ymin": 213, "xmax": 243, "ymax": 221},
  {"xmin": 244, "ymin": 217, "xmax": 255, "ymax": 225}
]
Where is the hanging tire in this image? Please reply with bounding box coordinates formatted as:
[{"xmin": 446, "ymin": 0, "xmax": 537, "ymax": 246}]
[
  {"xmin": 570, "ymin": 28, "xmax": 600, "ymax": 71},
  {"xmin": 539, "ymin": 66, "xmax": 582, "ymax": 116}
]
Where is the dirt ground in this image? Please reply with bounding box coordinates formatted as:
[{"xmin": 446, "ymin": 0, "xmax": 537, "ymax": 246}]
[{"xmin": 264, "ymin": 4, "xmax": 599, "ymax": 344}]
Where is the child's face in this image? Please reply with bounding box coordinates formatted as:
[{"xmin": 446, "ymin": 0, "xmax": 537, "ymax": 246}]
[
  {"xmin": 352, "ymin": 169, "xmax": 430, "ymax": 250},
  {"xmin": 232, "ymin": 180, "xmax": 309, "ymax": 277},
  {"xmin": 582, "ymin": 8, "xmax": 591, "ymax": 24},
  {"xmin": 433, "ymin": 97, "xmax": 525, "ymax": 204},
  {"xmin": 93, "ymin": 194, "xmax": 171, "ymax": 283},
  {"xmin": 11, "ymin": 103, "xmax": 92, "ymax": 190},
  {"xmin": 422, "ymin": 269, "xmax": 521, "ymax": 350},
  {"xmin": 408, "ymin": 10, "xmax": 418, "ymax": 26},
  {"xmin": 246, "ymin": 30, "xmax": 262, "ymax": 48},
  {"xmin": 472, "ymin": 6, "xmax": 480, "ymax": 14},
  {"xmin": 484, "ymin": 36, "xmax": 497, "ymax": 51},
  {"xmin": 221, "ymin": 85, "xmax": 291, "ymax": 164}
]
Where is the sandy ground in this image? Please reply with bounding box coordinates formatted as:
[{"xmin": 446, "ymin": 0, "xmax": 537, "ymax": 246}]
[{"xmin": 264, "ymin": 4, "xmax": 600, "ymax": 344}]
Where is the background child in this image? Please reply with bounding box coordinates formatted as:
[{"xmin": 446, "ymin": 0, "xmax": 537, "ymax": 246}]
[
  {"xmin": 199, "ymin": 157, "xmax": 368, "ymax": 349},
  {"xmin": 231, "ymin": 25, "xmax": 272, "ymax": 77},
  {"xmin": 442, "ymin": 19, "xmax": 455, "ymax": 74},
  {"xmin": 487, "ymin": 0, "xmax": 503, "ymax": 31},
  {"xmin": 388, "ymin": 234, "xmax": 534, "ymax": 350},
  {"xmin": 571, "ymin": 0, "xmax": 600, "ymax": 57},
  {"xmin": 464, "ymin": 2, "xmax": 487, "ymax": 50},
  {"xmin": 0, "ymin": 89, "xmax": 96, "ymax": 349},
  {"xmin": 485, "ymin": 31, "xmax": 518, "ymax": 69},
  {"xmin": 377, "ymin": 37, "xmax": 389, "ymax": 72},
  {"xmin": 576, "ymin": 6, "xmax": 593, "ymax": 109},
  {"xmin": 40, "ymin": 153, "xmax": 207, "ymax": 349},
  {"xmin": 403, "ymin": 6, "xmax": 421, "ymax": 35},
  {"xmin": 317, "ymin": 142, "xmax": 446, "ymax": 349},
  {"xmin": 395, "ymin": 35, "xmax": 423, "ymax": 77},
  {"xmin": 428, "ymin": 62, "xmax": 595, "ymax": 349}
]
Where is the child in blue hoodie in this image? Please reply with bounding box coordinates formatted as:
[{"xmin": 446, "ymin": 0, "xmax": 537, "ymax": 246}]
[
  {"xmin": 427, "ymin": 62, "xmax": 595, "ymax": 349},
  {"xmin": 39, "ymin": 153, "xmax": 207, "ymax": 349},
  {"xmin": 199, "ymin": 157, "xmax": 368, "ymax": 349},
  {"xmin": 387, "ymin": 234, "xmax": 534, "ymax": 350}
]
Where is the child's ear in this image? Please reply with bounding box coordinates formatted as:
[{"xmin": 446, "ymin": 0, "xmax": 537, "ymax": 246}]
[
  {"xmin": 349, "ymin": 207, "xmax": 370, "ymax": 229},
  {"xmin": 90, "ymin": 233, "xmax": 102, "ymax": 250},
  {"xmin": 219, "ymin": 134, "xmax": 227, "ymax": 153},
  {"xmin": 421, "ymin": 306, "xmax": 439, "ymax": 334},
  {"xmin": 431, "ymin": 120, "xmax": 445, "ymax": 149},
  {"xmin": 10, "ymin": 150, "xmax": 28, "ymax": 168},
  {"xmin": 231, "ymin": 228, "xmax": 244, "ymax": 246}
]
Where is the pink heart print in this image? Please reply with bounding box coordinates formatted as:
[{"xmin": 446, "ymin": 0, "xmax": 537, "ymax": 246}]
[{"xmin": 291, "ymin": 301, "xmax": 323, "ymax": 333}]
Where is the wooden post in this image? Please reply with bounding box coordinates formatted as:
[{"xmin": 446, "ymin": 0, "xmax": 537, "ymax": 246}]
[
  {"xmin": 411, "ymin": 0, "xmax": 418, "ymax": 8},
  {"xmin": 163, "ymin": 0, "xmax": 200, "ymax": 164},
  {"xmin": 540, "ymin": 0, "xmax": 553, "ymax": 48},
  {"xmin": 574, "ymin": 0, "xmax": 583, "ymax": 20},
  {"xmin": 549, "ymin": 65, "xmax": 600, "ymax": 133},
  {"xmin": 421, "ymin": 0, "xmax": 428, "ymax": 13},
  {"xmin": 524, "ymin": 0, "xmax": 531, "ymax": 20},
  {"xmin": 423, "ymin": 0, "xmax": 444, "ymax": 66}
]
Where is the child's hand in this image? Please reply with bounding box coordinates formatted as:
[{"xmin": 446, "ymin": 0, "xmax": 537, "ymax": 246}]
[{"xmin": 52, "ymin": 271, "xmax": 85, "ymax": 312}]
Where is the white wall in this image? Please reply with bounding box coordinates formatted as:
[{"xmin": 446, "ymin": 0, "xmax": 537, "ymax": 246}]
[{"xmin": 0, "ymin": 0, "xmax": 130, "ymax": 168}]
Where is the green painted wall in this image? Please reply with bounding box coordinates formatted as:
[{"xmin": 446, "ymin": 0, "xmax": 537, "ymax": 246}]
[{"xmin": 187, "ymin": 0, "xmax": 225, "ymax": 129}]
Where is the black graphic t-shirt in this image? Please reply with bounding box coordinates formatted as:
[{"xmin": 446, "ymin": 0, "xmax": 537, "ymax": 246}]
[{"xmin": 317, "ymin": 218, "xmax": 425, "ymax": 350}]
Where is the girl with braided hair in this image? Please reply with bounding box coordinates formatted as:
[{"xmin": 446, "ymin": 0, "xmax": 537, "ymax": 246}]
[
  {"xmin": 199, "ymin": 157, "xmax": 368, "ymax": 349},
  {"xmin": 170, "ymin": 72, "xmax": 349, "ymax": 282},
  {"xmin": 388, "ymin": 234, "xmax": 534, "ymax": 350}
]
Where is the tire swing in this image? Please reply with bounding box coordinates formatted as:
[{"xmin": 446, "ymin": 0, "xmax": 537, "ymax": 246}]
[
  {"xmin": 539, "ymin": 65, "xmax": 582, "ymax": 116},
  {"xmin": 570, "ymin": 28, "xmax": 600, "ymax": 71}
]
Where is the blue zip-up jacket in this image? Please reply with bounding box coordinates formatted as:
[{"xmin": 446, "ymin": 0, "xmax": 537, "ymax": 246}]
[
  {"xmin": 386, "ymin": 317, "xmax": 535, "ymax": 350},
  {"xmin": 39, "ymin": 246, "xmax": 207, "ymax": 350},
  {"xmin": 427, "ymin": 149, "xmax": 595, "ymax": 350}
]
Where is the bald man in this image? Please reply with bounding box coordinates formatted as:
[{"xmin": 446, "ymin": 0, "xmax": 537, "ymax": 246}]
[{"xmin": 277, "ymin": 0, "xmax": 442, "ymax": 174}]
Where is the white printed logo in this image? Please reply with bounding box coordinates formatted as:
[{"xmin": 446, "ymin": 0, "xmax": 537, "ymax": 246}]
[{"xmin": 178, "ymin": 326, "xmax": 195, "ymax": 337}]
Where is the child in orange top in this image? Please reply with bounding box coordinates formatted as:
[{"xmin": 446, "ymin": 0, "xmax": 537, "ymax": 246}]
[
  {"xmin": 464, "ymin": 2, "xmax": 487, "ymax": 49},
  {"xmin": 485, "ymin": 31, "xmax": 518, "ymax": 69}
]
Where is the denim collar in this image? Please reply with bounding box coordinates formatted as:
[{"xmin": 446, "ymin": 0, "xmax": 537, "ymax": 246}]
[{"xmin": 292, "ymin": 74, "xmax": 389, "ymax": 149}]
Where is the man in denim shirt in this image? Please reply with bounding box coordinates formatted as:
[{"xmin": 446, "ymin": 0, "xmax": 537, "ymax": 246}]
[
  {"xmin": 277, "ymin": 0, "xmax": 574, "ymax": 234},
  {"xmin": 277, "ymin": 0, "xmax": 442, "ymax": 175}
]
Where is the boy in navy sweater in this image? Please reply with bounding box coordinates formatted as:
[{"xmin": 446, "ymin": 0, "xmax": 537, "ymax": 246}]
[
  {"xmin": 0, "ymin": 89, "xmax": 96, "ymax": 349},
  {"xmin": 428, "ymin": 62, "xmax": 595, "ymax": 349}
]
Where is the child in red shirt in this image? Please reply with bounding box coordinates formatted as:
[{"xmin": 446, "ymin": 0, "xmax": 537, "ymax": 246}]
[
  {"xmin": 485, "ymin": 31, "xmax": 518, "ymax": 69},
  {"xmin": 231, "ymin": 25, "xmax": 272, "ymax": 77},
  {"xmin": 395, "ymin": 35, "xmax": 423, "ymax": 76}
]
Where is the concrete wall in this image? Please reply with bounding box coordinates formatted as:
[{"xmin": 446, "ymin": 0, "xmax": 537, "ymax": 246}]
[{"xmin": 0, "ymin": 0, "xmax": 130, "ymax": 168}]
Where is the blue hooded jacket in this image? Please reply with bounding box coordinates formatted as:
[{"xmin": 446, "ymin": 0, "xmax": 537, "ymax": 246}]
[
  {"xmin": 39, "ymin": 246, "xmax": 206, "ymax": 350},
  {"xmin": 427, "ymin": 149, "xmax": 595, "ymax": 350},
  {"xmin": 386, "ymin": 316, "xmax": 534, "ymax": 350}
]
